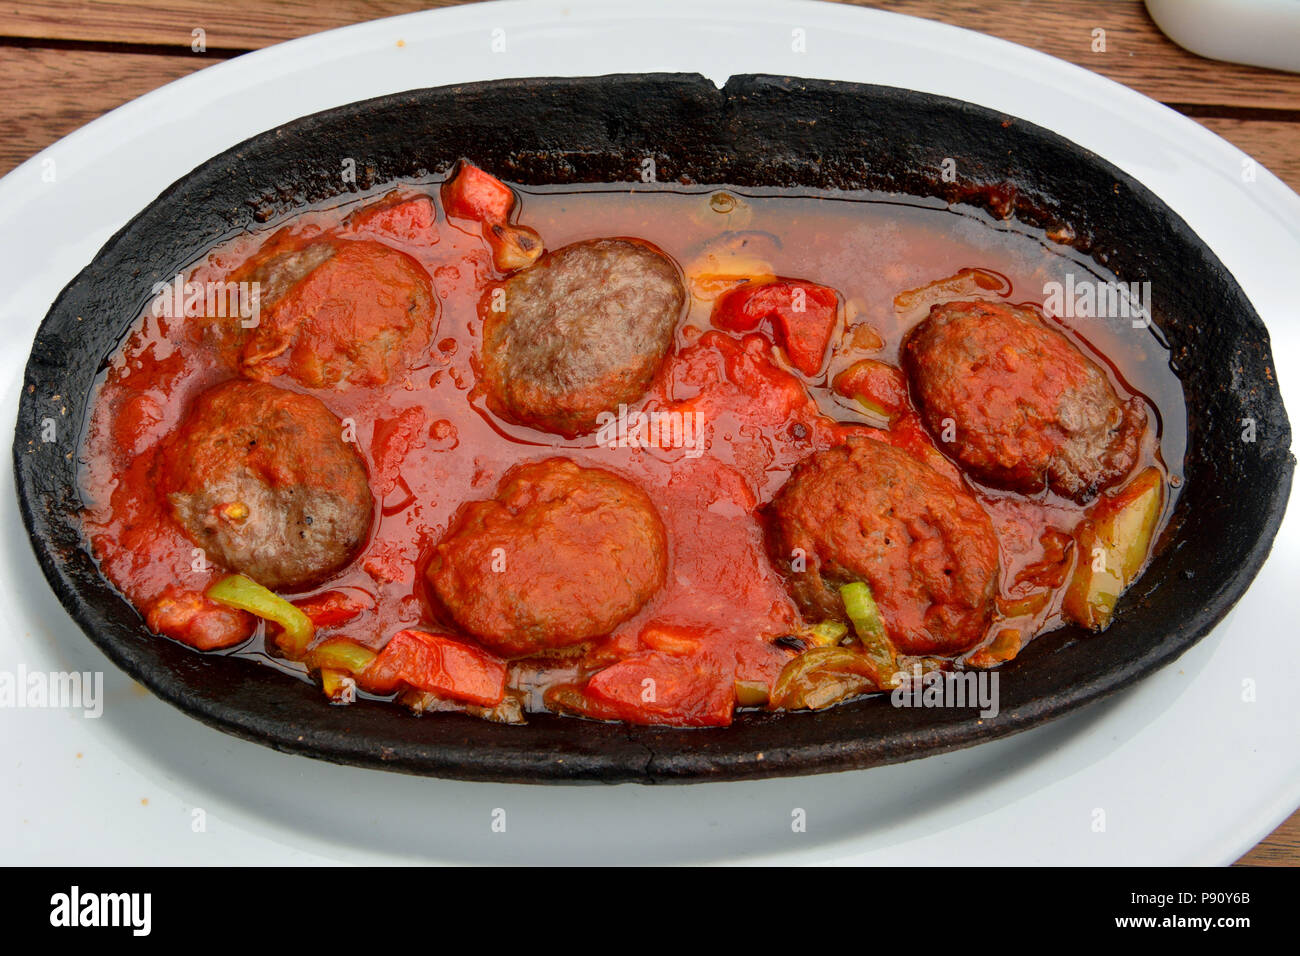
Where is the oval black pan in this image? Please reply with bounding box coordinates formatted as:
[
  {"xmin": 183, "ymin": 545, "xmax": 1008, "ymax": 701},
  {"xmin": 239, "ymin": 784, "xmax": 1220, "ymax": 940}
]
[{"xmin": 13, "ymin": 74, "xmax": 1293, "ymax": 783}]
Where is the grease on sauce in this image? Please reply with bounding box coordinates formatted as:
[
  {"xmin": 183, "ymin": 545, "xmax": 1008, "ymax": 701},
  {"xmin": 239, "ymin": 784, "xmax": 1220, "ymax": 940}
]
[{"xmin": 79, "ymin": 182, "xmax": 1185, "ymax": 716}]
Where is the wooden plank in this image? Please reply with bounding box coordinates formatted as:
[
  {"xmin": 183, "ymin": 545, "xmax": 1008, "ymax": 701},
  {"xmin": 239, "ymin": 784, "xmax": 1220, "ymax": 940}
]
[
  {"xmin": 0, "ymin": 1, "xmax": 1298, "ymax": 109},
  {"xmin": 1237, "ymin": 811, "xmax": 1300, "ymax": 866},
  {"xmin": 0, "ymin": 0, "xmax": 463, "ymax": 50},
  {"xmin": 849, "ymin": 0, "xmax": 1300, "ymax": 111},
  {"xmin": 0, "ymin": 47, "xmax": 210, "ymax": 175},
  {"xmin": 1198, "ymin": 118, "xmax": 1300, "ymax": 193}
]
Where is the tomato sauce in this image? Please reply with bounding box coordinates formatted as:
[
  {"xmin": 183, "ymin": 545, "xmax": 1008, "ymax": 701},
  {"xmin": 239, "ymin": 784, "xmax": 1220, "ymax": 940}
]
[{"xmin": 78, "ymin": 178, "xmax": 1185, "ymax": 724}]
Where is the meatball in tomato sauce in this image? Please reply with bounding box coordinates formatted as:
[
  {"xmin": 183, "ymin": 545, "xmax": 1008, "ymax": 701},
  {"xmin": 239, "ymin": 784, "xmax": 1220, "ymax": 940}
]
[
  {"xmin": 481, "ymin": 238, "xmax": 685, "ymax": 438},
  {"xmin": 218, "ymin": 232, "xmax": 436, "ymax": 389},
  {"xmin": 903, "ymin": 300, "xmax": 1146, "ymax": 502},
  {"xmin": 158, "ymin": 380, "xmax": 373, "ymax": 591},
  {"xmin": 765, "ymin": 437, "xmax": 1000, "ymax": 656},
  {"xmin": 426, "ymin": 458, "xmax": 668, "ymax": 657}
]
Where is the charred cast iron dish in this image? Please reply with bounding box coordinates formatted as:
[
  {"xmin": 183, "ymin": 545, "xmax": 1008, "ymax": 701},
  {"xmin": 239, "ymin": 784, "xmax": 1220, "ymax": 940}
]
[{"xmin": 13, "ymin": 75, "xmax": 1293, "ymax": 783}]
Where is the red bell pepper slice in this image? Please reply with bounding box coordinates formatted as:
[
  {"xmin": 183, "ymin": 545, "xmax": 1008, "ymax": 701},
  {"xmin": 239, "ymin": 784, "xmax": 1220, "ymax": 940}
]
[
  {"xmin": 145, "ymin": 586, "xmax": 253, "ymax": 651},
  {"xmin": 583, "ymin": 650, "xmax": 735, "ymax": 727},
  {"xmin": 440, "ymin": 162, "xmax": 516, "ymax": 224},
  {"xmin": 711, "ymin": 279, "xmax": 840, "ymax": 376},
  {"xmin": 832, "ymin": 359, "xmax": 909, "ymax": 419},
  {"xmin": 439, "ymin": 162, "xmax": 543, "ymax": 272},
  {"xmin": 363, "ymin": 629, "xmax": 507, "ymax": 706},
  {"xmin": 292, "ymin": 590, "xmax": 374, "ymax": 630}
]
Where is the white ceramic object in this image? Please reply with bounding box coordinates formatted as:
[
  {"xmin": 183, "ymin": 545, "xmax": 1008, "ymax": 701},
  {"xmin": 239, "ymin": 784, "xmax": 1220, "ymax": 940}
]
[
  {"xmin": 1, "ymin": 0, "xmax": 1297, "ymax": 865},
  {"xmin": 1147, "ymin": 0, "xmax": 1300, "ymax": 74}
]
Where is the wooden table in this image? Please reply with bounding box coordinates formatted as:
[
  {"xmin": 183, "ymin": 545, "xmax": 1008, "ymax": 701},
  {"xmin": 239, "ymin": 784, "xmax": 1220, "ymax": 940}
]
[{"xmin": 1, "ymin": 0, "xmax": 1295, "ymax": 865}]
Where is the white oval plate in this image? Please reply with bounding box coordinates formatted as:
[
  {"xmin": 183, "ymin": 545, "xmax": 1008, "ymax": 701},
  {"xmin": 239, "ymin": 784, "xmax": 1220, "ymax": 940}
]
[{"xmin": 2, "ymin": 0, "xmax": 1296, "ymax": 865}]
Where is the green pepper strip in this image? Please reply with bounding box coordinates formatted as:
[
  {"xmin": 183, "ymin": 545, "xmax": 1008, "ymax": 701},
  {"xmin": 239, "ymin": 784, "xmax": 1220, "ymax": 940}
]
[
  {"xmin": 207, "ymin": 574, "xmax": 314, "ymax": 658},
  {"xmin": 802, "ymin": 620, "xmax": 849, "ymax": 647},
  {"xmin": 310, "ymin": 641, "xmax": 376, "ymax": 675},
  {"xmin": 839, "ymin": 581, "xmax": 899, "ymax": 687}
]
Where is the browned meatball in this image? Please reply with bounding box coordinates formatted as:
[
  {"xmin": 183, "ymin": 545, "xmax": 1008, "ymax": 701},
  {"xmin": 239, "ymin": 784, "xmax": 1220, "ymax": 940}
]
[
  {"xmin": 219, "ymin": 232, "xmax": 436, "ymax": 389},
  {"xmin": 903, "ymin": 300, "xmax": 1146, "ymax": 502},
  {"xmin": 765, "ymin": 437, "xmax": 999, "ymax": 656},
  {"xmin": 158, "ymin": 380, "xmax": 373, "ymax": 591},
  {"xmin": 426, "ymin": 458, "xmax": 668, "ymax": 657},
  {"xmin": 481, "ymin": 238, "xmax": 685, "ymax": 438}
]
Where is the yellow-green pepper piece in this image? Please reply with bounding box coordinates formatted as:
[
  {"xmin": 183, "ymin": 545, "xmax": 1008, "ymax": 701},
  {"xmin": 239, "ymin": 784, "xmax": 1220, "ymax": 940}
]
[
  {"xmin": 1062, "ymin": 467, "xmax": 1164, "ymax": 631},
  {"xmin": 308, "ymin": 640, "xmax": 376, "ymax": 675},
  {"xmin": 207, "ymin": 574, "xmax": 314, "ymax": 658},
  {"xmin": 802, "ymin": 620, "xmax": 850, "ymax": 647},
  {"xmin": 839, "ymin": 581, "xmax": 899, "ymax": 688}
]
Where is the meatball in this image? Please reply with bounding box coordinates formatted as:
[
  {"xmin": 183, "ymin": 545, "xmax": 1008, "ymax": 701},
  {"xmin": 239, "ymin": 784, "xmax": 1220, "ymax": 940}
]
[
  {"xmin": 223, "ymin": 233, "xmax": 436, "ymax": 389},
  {"xmin": 481, "ymin": 238, "xmax": 685, "ymax": 438},
  {"xmin": 765, "ymin": 438, "xmax": 999, "ymax": 656},
  {"xmin": 426, "ymin": 458, "xmax": 668, "ymax": 657},
  {"xmin": 903, "ymin": 300, "xmax": 1146, "ymax": 502},
  {"xmin": 159, "ymin": 380, "xmax": 373, "ymax": 591}
]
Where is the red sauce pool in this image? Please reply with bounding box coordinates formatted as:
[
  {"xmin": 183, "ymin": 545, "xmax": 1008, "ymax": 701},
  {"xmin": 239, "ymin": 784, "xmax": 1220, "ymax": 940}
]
[{"xmin": 78, "ymin": 181, "xmax": 1186, "ymax": 722}]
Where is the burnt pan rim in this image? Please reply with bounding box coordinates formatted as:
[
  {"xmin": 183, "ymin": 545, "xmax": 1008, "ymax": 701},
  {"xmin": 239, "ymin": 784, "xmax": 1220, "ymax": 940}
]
[{"xmin": 13, "ymin": 73, "xmax": 1294, "ymax": 783}]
